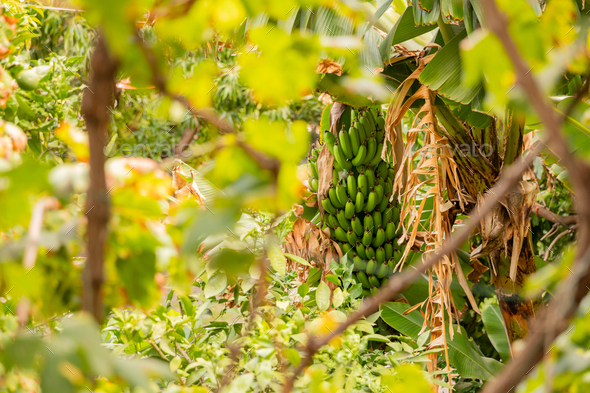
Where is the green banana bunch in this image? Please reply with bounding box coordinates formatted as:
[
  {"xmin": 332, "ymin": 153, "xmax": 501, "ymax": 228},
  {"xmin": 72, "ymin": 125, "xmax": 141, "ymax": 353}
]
[{"xmin": 310, "ymin": 105, "xmax": 409, "ymax": 297}]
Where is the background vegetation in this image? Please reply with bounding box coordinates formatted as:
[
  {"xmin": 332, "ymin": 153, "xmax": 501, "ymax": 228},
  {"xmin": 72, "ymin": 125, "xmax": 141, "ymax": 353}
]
[{"xmin": 0, "ymin": 1, "xmax": 588, "ymax": 393}]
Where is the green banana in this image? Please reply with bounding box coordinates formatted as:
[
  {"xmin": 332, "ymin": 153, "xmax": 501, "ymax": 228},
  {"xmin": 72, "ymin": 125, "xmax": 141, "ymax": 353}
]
[
  {"xmin": 376, "ymin": 262, "xmax": 388, "ymax": 279},
  {"xmin": 347, "ymin": 228, "xmax": 358, "ymax": 245},
  {"xmin": 310, "ymin": 161, "xmax": 318, "ymax": 179},
  {"xmin": 336, "ymin": 209, "xmax": 351, "ymax": 229},
  {"xmin": 392, "ymin": 206, "xmax": 400, "ymax": 223},
  {"xmin": 365, "ymin": 189, "xmax": 377, "ymax": 212},
  {"xmin": 363, "ymin": 213, "xmax": 374, "ymax": 233},
  {"xmin": 355, "ymin": 187, "xmax": 365, "ymax": 213},
  {"xmin": 387, "ymin": 258, "xmax": 396, "ymax": 275},
  {"xmin": 345, "ymin": 199, "xmax": 355, "ymax": 220},
  {"xmin": 362, "ymin": 288, "xmax": 372, "ymax": 297},
  {"xmin": 374, "ymin": 183, "xmax": 384, "ymax": 206},
  {"xmin": 323, "ymin": 131, "xmax": 336, "ymax": 156},
  {"xmin": 349, "ymin": 125, "xmax": 360, "ymax": 156},
  {"xmin": 366, "ymin": 109, "xmax": 376, "ymax": 130},
  {"xmin": 327, "ymin": 214, "xmax": 339, "ymax": 229},
  {"xmin": 353, "ymin": 254, "xmax": 367, "ymax": 272},
  {"xmin": 310, "ymin": 178, "xmax": 318, "ymax": 192},
  {"xmin": 368, "ymin": 142, "xmax": 383, "ymax": 167},
  {"xmin": 372, "ymin": 208, "xmax": 382, "ymax": 229},
  {"xmin": 338, "ymin": 128, "xmax": 353, "ymax": 160},
  {"xmin": 376, "ymin": 246, "xmax": 385, "ymax": 264},
  {"xmin": 354, "ymin": 120, "xmax": 367, "ymax": 142},
  {"xmin": 322, "ymin": 198, "xmax": 337, "ymax": 215},
  {"xmin": 362, "ymin": 229, "xmax": 373, "ymax": 246},
  {"xmin": 385, "ymin": 220, "xmax": 395, "ymax": 241},
  {"xmin": 329, "ymin": 187, "xmax": 344, "ymax": 208},
  {"xmin": 332, "ymin": 169, "xmax": 339, "ymax": 183},
  {"xmin": 341, "ymin": 242, "xmax": 352, "ymax": 256},
  {"xmin": 366, "ymin": 258, "xmax": 377, "ymax": 275},
  {"xmin": 347, "ymin": 173, "xmax": 357, "ymax": 199},
  {"xmin": 376, "ymin": 130, "xmax": 384, "ymax": 143},
  {"xmin": 376, "ymin": 115, "xmax": 385, "ymax": 132},
  {"xmin": 351, "ymin": 215, "xmax": 364, "ymax": 236},
  {"xmin": 369, "ymin": 274, "xmax": 381, "ymax": 287},
  {"xmin": 377, "ymin": 161, "xmax": 388, "ymax": 180},
  {"xmin": 360, "ymin": 115, "xmax": 372, "ymax": 139},
  {"xmin": 356, "ymin": 242, "xmax": 367, "ymax": 259},
  {"xmin": 379, "ymin": 194, "xmax": 390, "ymax": 212},
  {"xmin": 358, "ymin": 170, "xmax": 368, "ymax": 197},
  {"xmin": 357, "ymin": 271, "xmax": 371, "ymax": 289},
  {"xmin": 363, "ymin": 136, "xmax": 377, "ymax": 165},
  {"xmin": 365, "ymin": 245, "xmax": 376, "ymax": 259},
  {"xmin": 336, "ymin": 181, "xmax": 348, "ymax": 206},
  {"xmin": 351, "ymin": 143, "xmax": 367, "ymax": 166},
  {"xmin": 333, "ymin": 142, "xmax": 352, "ymax": 170},
  {"xmin": 382, "ymin": 204, "xmax": 394, "ymax": 223},
  {"xmin": 335, "ymin": 226, "xmax": 348, "ymax": 242},
  {"xmin": 372, "ymin": 225, "xmax": 385, "ymax": 248},
  {"xmin": 365, "ymin": 167, "xmax": 376, "ymax": 188},
  {"xmin": 384, "ymin": 242, "xmax": 393, "ymax": 260}
]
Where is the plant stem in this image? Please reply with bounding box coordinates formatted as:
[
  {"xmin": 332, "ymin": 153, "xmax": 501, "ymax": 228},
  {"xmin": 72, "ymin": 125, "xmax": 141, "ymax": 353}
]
[{"xmin": 437, "ymin": 14, "xmax": 454, "ymax": 44}]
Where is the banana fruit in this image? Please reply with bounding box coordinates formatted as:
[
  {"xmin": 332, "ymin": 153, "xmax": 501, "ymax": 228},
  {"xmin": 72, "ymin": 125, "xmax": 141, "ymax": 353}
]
[{"xmin": 306, "ymin": 106, "xmax": 408, "ymax": 297}]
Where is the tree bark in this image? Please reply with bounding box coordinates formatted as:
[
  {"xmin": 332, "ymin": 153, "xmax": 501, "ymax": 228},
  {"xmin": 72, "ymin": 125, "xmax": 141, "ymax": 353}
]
[{"xmin": 81, "ymin": 33, "xmax": 118, "ymax": 322}]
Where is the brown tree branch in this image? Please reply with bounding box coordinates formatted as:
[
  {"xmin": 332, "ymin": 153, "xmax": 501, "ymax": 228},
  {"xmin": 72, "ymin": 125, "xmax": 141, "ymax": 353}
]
[
  {"xmin": 81, "ymin": 33, "xmax": 118, "ymax": 322},
  {"xmin": 282, "ymin": 140, "xmax": 544, "ymax": 393},
  {"xmin": 533, "ymin": 203, "xmax": 577, "ymax": 227},
  {"xmin": 173, "ymin": 124, "xmax": 201, "ymax": 157},
  {"xmin": 478, "ymin": 1, "xmax": 590, "ymax": 392}
]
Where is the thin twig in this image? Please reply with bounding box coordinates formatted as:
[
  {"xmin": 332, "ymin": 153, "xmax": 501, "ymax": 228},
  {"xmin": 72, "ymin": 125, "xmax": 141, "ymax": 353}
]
[
  {"xmin": 23, "ymin": 197, "xmax": 59, "ymax": 269},
  {"xmin": 176, "ymin": 342, "xmax": 192, "ymax": 363},
  {"xmin": 543, "ymin": 225, "xmax": 576, "ymax": 261},
  {"xmin": 147, "ymin": 338, "xmax": 169, "ymax": 360}
]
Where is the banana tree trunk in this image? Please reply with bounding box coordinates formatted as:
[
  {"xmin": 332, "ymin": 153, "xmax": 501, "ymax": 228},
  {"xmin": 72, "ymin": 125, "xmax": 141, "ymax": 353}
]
[{"xmin": 490, "ymin": 237, "xmax": 537, "ymax": 343}]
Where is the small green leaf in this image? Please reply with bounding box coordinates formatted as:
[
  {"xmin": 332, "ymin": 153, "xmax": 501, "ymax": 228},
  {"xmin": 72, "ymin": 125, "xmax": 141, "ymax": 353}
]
[
  {"xmin": 284, "ymin": 252, "xmax": 312, "ymax": 267},
  {"xmin": 204, "ymin": 273, "xmax": 227, "ymax": 298},
  {"xmin": 170, "ymin": 356, "xmax": 182, "ymax": 372},
  {"xmin": 283, "ymin": 348, "xmax": 301, "ymax": 366},
  {"xmin": 332, "ymin": 287, "xmax": 344, "ymax": 308},
  {"xmin": 365, "ymin": 334, "xmax": 390, "ymax": 342},
  {"xmin": 316, "ymin": 280, "xmax": 331, "ymax": 312},
  {"xmin": 324, "ymin": 274, "xmax": 341, "ymax": 286},
  {"xmin": 267, "ymin": 242, "xmax": 287, "ymax": 276},
  {"xmin": 298, "ymin": 283, "xmax": 310, "ymax": 298}
]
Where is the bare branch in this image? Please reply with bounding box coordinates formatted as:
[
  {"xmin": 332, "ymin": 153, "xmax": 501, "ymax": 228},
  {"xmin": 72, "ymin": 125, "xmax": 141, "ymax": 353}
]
[
  {"xmin": 533, "ymin": 203, "xmax": 577, "ymax": 227},
  {"xmin": 81, "ymin": 33, "xmax": 118, "ymax": 322},
  {"xmin": 543, "ymin": 225, "xmax": 576, "ymax": 261}
]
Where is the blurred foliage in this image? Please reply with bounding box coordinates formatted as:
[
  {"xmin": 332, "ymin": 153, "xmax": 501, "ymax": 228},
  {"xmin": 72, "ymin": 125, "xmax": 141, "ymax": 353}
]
[{"xmin": 0, "ymin": 0, "xmax": 588, "ymax": 392}]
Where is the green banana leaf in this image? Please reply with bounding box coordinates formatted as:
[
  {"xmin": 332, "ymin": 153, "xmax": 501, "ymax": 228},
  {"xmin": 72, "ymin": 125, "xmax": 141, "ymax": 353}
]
[
  {"xmin": 382, "ymin": 303, "xmax": 503, "ymax": 380},
  {"xmin": 481, "ymin": 303, "xmax": 511, "ymax": 362},
  {"xmin": 446, "ymin": 325, "xmax": 504, "ymax": 380},
  {"xmin": 381, "ymin": 302, "xmax": 425, "ymax": 340},
  {"xmin": 379, "ymin": 7, "xmax": 437, "ymax": 62},
  {"xmin": 419, "ymin": 28, "xmax": 482, "ymax": 104},
  {"xmin": 412, "ymin": 0, "xmax": 440, "ymax": 26}
]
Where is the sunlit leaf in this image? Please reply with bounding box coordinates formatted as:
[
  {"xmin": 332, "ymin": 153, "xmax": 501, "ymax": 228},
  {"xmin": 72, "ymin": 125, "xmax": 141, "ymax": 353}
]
[{"xmin": 316, "ymin": 280, "xmax": 331, "ymax": 312}]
